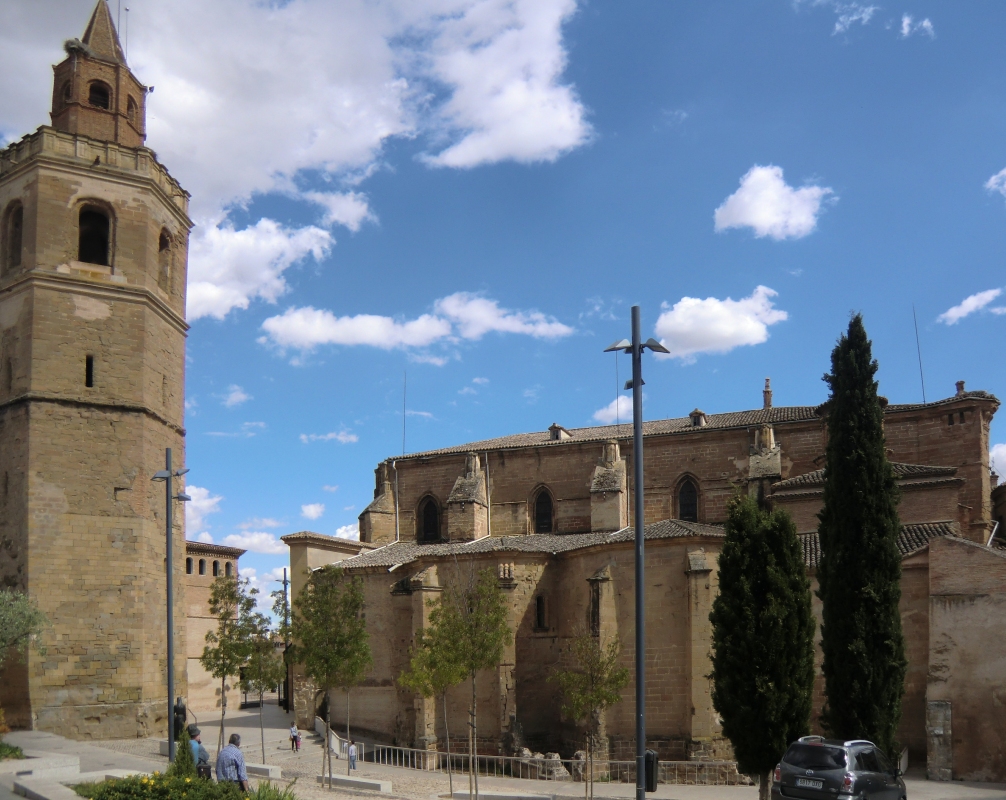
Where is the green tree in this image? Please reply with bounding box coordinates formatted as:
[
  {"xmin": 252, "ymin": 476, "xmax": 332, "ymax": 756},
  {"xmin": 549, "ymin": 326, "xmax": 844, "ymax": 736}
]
[
  {"xmin": 200, "ymin": 576, "xmax": 256, "ymax": 752},
  {"xmin": 433, "ymin": 567, "xmax": 512, "ymax": 800},
  {"xmin": 292, "ymin": 565, "xmax": 372, "ymax": 786},
  {"xmin": 551, "ymin": 632, "xmax": 629, "ymax": 800},
  {"xmin": 817, "ymin": 314, "xmax": 906, "ymax": 757},
  {"xmin": 167, "ymin": 726, "xmax": 196, "ymax": 778},
  {"xmin": 241, "ymin": 610, "xmax": 287, "ymax": 764},
  {"xmin": 710, "ymin": 494, "xmax": 816, "ymax": 800},
  {"xmin": 0, "ymin": 590, "xmax": 48, "ymax": 742},
  {"xmin": 399, "ymin": 611, "xmax": 468, "ymax": 795}
]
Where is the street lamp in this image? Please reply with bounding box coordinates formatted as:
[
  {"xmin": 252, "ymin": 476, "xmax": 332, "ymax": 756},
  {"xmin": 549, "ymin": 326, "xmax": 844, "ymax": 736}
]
[
  {"xmin": 152, "ymin": 447, "xmax": 190, "ymax": 762},
  {"xmin": 604, "ymin": 306, "xmax": 669, "ymax": 800}
]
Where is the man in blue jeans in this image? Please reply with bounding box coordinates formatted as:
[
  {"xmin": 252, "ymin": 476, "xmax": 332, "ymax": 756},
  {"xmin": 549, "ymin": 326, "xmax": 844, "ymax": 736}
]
[
  {"xmin": 216, "ymin": 733, "xmax": 249, "ymax": 791},
  {"xmin": 349, "ymin": 740, "xmax": 357, "ymax": 770}
]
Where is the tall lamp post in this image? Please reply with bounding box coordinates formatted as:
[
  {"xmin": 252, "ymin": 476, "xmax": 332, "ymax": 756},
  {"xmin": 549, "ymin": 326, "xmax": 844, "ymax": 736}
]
[
  {"xmin": 604, "ymin": 306, "xmax": 669, "ymax": 800},
  {"xmin": 152, "ymin": 447, "xmax": 190, "ymax": 762}
]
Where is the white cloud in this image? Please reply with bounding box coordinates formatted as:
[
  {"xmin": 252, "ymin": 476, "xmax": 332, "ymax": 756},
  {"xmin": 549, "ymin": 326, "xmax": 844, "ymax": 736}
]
[
  {"xmin": 459, "ymin": 386, "xmax": 477, "ymax": 395},
  {"xmin": 900, "ymin": 14, "xmax": 935, "ymax": 38},
  {"xmin": 473, "ymin": 377, "xmax": 490, "ymax": 385},
  {"xmin": 187, "ymin": 219, "xmax": 332, "ymax": 321},
  {"xmin": 937, "ymin": 289, "xmax": 1004, "ymax": 325},
  {"xmin": 238, "ymin": 566, "xmax": 288, "ymax": 611},
  {"xmin": 259, "ymin": 292, "xmax": 571, "ymax": 353},
  {"xmin": 654, "ymin": 286, "xmax": 788, "ymax": 362},
  {"xmin": 301, "ymin": 503, "xmax": 326, "ymax": 520},
  {"xmin": 238, "ymin": 517, "xmax": 283, "ymax": 530},
  {"xmin": 303, "ymin": 191, "xmax": 375, "ymax": 232},
  {"xmin": 434, "ymin": 293, "xmax": 574, "ymax": 340},
  {"xmin": 222, "ymin": 385, "xmax": 251, "ymax": 408},
  {"xmin": 421, "ymin": 0, "xmax": 590, "ymax": 168},
  {"xmin": 832, "ymin": 3, "xmax": 878, "ymax": 34},
  {"xmin": 300, "ymin": 431, "xmax": 359, "ymax": 444},
  {"xmin": 406, "ymin": 409, "xmax": 434, "ymax": 419},
  {"xmin": 593, "ymin": 395, "xmax": 633, "ymax": 425},
  {"xmin": 408, "ymin": 353, "xmax": 451, "ymax": 367},
  {"xmin": 207, "ymin": 421, "xmax": 266, "ymax": 438},
  {"xmin": 323, "ymin": 485, "xmax": 340, "ymax": 493},
  {"xmin": 715, "ymin": 165, "xmax": 834, "ymax": 240},
  {"xmin": 992, "ymin": 444, "xmax": 1006, "ymax": 475},
  {"xmin": 196, "ymin": 532, "xmax": 214, "ymax": 544},
  {"xmin": 222, "ymin": 531, "xmax": 288, "ymax": 555},
  {"xmin": 336, "ymin": 523, "xmax": 360, "ymax": 540},
  {"xmin": 985, "ymin": 168, "xmax": 1006, "ymax": 200},
  {"xmin": 185, "ymin": 485, "xmax": 223, "ymax": 539}
]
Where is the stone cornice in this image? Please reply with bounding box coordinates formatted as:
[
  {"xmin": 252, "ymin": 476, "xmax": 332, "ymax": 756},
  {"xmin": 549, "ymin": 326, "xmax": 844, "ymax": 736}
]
[{"xmin": 0, "ymin": 392, "xmax": 185, "ymax": 436}]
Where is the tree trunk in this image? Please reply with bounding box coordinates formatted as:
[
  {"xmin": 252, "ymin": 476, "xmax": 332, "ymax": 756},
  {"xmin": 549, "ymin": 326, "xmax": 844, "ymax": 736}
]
[
  {"xmin": 583, "ymin": 731, "xmax": 589, "ymax": 800},
  {"xmin": 260, "ymin": 689, "xmax": 266, "ymax": 763},
  {"xmin": 326, "ymin": 695, "xmax": 333, "ymax": 790},
  {"xmin": 471, "ymin": 674, "xmax": 478, "ymax": 800},
  {"xmin": 759, "ymin": 771, "xmax": 769, "ymax": 800},
  {"xmin": 218, "ymin": 676, "xmax": 227, "ymax": 754},
  {"xmin": 444, "ymin": 690, "xmax": 453, "ymax": 796},
  {"xmin": 346, "ymin": 691, "xmax": 352, "ymax": 776}
]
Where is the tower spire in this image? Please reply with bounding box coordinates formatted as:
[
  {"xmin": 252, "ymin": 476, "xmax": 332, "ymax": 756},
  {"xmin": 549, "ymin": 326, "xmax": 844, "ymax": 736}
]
[{"xmin": 80, "ymin": 0, "xmax": 126, "ymax": 64}]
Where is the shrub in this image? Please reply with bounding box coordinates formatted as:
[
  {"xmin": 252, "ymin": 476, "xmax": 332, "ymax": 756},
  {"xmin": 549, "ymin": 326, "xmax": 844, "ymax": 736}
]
[
  {"xmin": 0, "ymin": 740, "xmax": 23, "ymax": 760},
  {"xmin": 74, "ymin": 774, "xmax": 299, "ymax": 800},
  {"xmin": 167, "ymin": 728, "xmax": 196, "ymax": 779}
]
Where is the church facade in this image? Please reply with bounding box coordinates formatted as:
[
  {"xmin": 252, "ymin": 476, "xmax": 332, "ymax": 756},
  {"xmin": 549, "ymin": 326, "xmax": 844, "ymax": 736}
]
[
  {"xmin": 286, "ymin": 379, "xmax": 1006, "ymax": 781},
  {"xmin": 0, "ymin": 2, "xmax": 190, "ymax": 737}
]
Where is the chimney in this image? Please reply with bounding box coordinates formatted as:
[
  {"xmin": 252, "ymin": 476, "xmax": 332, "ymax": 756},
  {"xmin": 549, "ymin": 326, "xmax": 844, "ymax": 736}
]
[
  {"xmin": 956, "ymin": 380, "xmax": 966, "ymax": 397},
  {"xmin": 763, "ymin": 378, "xmax": 773, "ymax": 409}
]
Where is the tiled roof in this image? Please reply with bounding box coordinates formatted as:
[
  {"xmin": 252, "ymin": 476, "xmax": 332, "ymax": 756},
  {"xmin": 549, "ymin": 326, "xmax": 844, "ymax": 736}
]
[
  {"xmin": 773, "ymin": 462, "xmax": 958, "ymax": 492},
  {"xmin": 400, "ymin": 392, "xmax": 998, "ymax": 461},
  {"xmin": 339, "ymin": 519, "xmax": 726, "ymax": 570},
  {"xmin": 280, "ymin": 531, "xmax": 375, "ymax": 552},
  {"xmin": 798, "ymin": 521, "xmax": 956, "ymax": 568},
  {"xmin": 185, "ymin": 541, "xmax": 246, "ymax": 558}
]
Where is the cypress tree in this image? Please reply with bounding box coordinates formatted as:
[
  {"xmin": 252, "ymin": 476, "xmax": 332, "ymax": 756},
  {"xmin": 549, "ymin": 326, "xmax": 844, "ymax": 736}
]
[
  {"xmin": 710, "ymin": 494, "xmax": 816, "ymax": 800},
  {"xmin": 817, "ymin": 314, "xmax": 906, "ymax": 757}
]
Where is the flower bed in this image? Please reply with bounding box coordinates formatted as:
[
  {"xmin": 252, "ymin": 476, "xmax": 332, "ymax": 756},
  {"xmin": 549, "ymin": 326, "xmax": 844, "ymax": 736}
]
[{"xmin": 73, "ymin": 774, "xmax": 298, "ymax": 800}]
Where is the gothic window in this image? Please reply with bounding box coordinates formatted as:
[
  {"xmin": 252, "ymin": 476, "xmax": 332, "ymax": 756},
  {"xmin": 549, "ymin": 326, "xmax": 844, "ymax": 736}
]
[
  {"xmin": 418, "ymin": 496, "xmax": 440, "ymax": 543},
  {"xmin": 225, "ymin": 562, "xmax": 232, "ymax": 577},
  {"xmin": 3, "ymin": 202, "xmax": 23, "ymax": 273},
  {"xmin": 589, "ymin": 582, "xmax": 600, "ymax": 636},
  {"xmin": 533, "ymin": 488, "xmax": 554, "ymax": 534},
  {"xmin": 198, "ymin": 559, "xmax": 206, "ymax": 575},
  {"xmin": 88, "ymin": 81, "xmax": 111, "ymax": 109},
  {"xmin": 79, "ymin": 206, "xmax": 110, "ymax": 266},
  {"xmin": 185, "ymin": 558, "xmax": 193, "ymax": 575},
  {"xmin": 678, "ymin": 478, "xmax": 698, "ymax": 522},
  {"xmin": 157, "ymin": 230, "xmax": 171, "ymax": 291},
  {"xmin": 535, "ymin": 595, "xmax": 546, "ymax": 629},
  {"xmin": 127, "ymin": 96, "xmax": 138, "ymax": 125},
  {"xmin": 212, "ymin": 560, "xmax": 220, "ymax": 577},
  {"xmin": 61, "ymin": 82, "xmax": 72, "ymax": 107}
]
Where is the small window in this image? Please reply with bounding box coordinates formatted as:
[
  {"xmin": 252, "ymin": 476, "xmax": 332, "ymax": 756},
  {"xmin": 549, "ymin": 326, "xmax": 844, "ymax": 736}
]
[
  {"xmin": 418, "ymin": 497, "xmax": 440, "ymax": 543},
  {"xmin": 198, "ymin": 559, "xmax": 206, "ymax": 575},
  {"xmin": 127, "ymin": 96, "xmax": 138, "ymax": 124},
  {"xmin": 88, "ymin": 82, "xmax": 110, "ymax": 109},
  {"xmin": 212, "ymin": 560, "xmax": 220, "ymax": 577},
  {"xmin": 79, "ymin": 207, "xmax": 110, "ymax": 266},
  {"xmin": 535, "ymin": 596, "xmax": 546, "ymax": 629},
  {"xmin": 185, "ymin": 557, "xmax": 193, "ymax": 575},
  {"xmin": 157, "ymin": 231, "xmax": 171, "ymax": 291},
  {"xmin": 225, "ymin": 562, "xmax": 232, "ymax": 577},
  {"xmin": 4, "ymin": 358, "xmax": 11, "ymax": 392},
  {"xmin": 589, "ymin": 582, "xmax": 600, "ymax": 636},
  {"xmin": 948, "ymin": 413, "xmax": 955, "ymax": 426},
  {"xmin": 85, "ymin": 355, "xmax": 94, "ymax": 388},
  {"xmin": 678, "ymin": 479, "xmax": 698, "ymax": 522},
  {"xmin": 959, "ymin": 411, "xmax": 966, "ymax": 424},
  {"xmin": 61, "ymin": 81, "xmax": 72, "ymax": 107},
  {"xmin": 533, "ymin": 490, "xmax": 553, "ymax": 534},
  {"xmin": 3, "ymin": 203, "xmax": 23, "ymax": 272}
]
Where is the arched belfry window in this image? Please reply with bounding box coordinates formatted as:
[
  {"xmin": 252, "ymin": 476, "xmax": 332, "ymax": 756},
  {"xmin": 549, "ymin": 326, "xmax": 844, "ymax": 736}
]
[
  {"xmin": 79, "ymin": 206, "xmax": 110, "ymax": 266},
  {"xmin": 157, "ymin": 230, "xmax": 172, "ymax": 291},
  {"xmin": 88, "ymin": 81, "xmax": 111, "ymax": 110},
  {"xmin": 678, "ymin": 478, "xmax": 698, "ymax": 523},
  {"xmin": 3, "ymin": 203, "xmax": 23, "ymax": 274},
  {"xmin": 225, "ymin": 562, "xmax": 232, "ymax": 577},
  {"xmin": 418, "ymin": 496, "xmax": 440, "ymax": 544},
  {"xmin": 533, "ymin": 489, "xmax": 554, "ymax": 534},
  {"xmin": 127, "ymin": 96, "xmax": 138, "ymax": 125},
  {"xmin": 61, "ymin": 82, "xmax": 73, "ymax": 107}
]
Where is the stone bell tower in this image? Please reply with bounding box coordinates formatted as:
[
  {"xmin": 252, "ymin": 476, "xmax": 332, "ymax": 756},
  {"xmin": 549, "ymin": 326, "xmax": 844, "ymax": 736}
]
[{"xmin": 0, "ymin": 1, "xmax": 190, "ymax": 738}]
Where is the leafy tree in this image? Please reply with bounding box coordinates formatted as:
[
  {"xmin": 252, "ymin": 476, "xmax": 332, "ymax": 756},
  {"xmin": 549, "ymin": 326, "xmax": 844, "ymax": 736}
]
[
  {"xmin": 292, "ymin": 566, "xmax": 372, "ymax": 785},
  {"xmin": 399, "ymin": 611, "xmax": 468, "ymax": 795},
  {"xmin": 817, "ymin": 314, "xmax": 906, "ymax": 757},
  {"xmin": 200, "ymin": 576, "xmax": 256, "ymax": 752},
  {"xmin": 168, "ymin": 726, "xmax": 196, "ymax": 778},
  {"xmin": 270, "ymin": 581, "xmax": 293, "ymax": 712},
  {"xmin": 433, "ymin": 567, "xmax": 512, "ymax": 800},
  {"xmin": 241, "ymin": 610, "xmax": 287, "ymax": 764},
  {"xmin": 0, "ymin": 589, "xmax": 48, "ymax": 739},
  {"xmin": 551, "ymin": 631, "xmax": 629, "ymax": 800},
  {"xmin": 710, "ymin": 494, "xmax": 816, "ymax": 800}
]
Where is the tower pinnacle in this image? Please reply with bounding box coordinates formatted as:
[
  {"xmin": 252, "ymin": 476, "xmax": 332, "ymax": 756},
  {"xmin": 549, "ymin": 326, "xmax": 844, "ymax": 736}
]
[{"xmin": 80, "ymin": 0, "xmax": 126, "ymax": 65}]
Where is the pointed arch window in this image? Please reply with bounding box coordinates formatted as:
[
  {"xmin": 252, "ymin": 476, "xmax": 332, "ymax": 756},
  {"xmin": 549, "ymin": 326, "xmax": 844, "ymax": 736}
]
[
  {"xmin": 88, "ymin": 81, "xmax": 111, "ymax": 110},
  {"xmin": 79, "ymin": 206, "xmax": 110, "ymax": 266},
  {"xmin": 157, "ymin": 230, "xmax": 172, "ymax": 291},
  {"xmin": 127, "ymin": 96, "xmax": 138, "ymax": 125},
  {"xmin": 418, "ymin": 496, "xmax": 440, "ymax": 544},
  {"xmin": 678, "ymin": 478, "xmax": 698, "ymax": 522},
  {"xmin": 533, "ymin": 489, "xmax": 554, "ymax": 534},
  {"xmin": 61, "ymin": 82, "xmax": 73, "ymax": 108},
  {"xmin": 3, "ymin": 203, "xmax": 23, "ymax": 274}
]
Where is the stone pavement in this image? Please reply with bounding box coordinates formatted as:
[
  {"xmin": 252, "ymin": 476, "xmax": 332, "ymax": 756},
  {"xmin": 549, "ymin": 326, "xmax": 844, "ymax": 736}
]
[{"xmin": 10, "ymin": 698, "xmax": 1003, "ymax": 800}]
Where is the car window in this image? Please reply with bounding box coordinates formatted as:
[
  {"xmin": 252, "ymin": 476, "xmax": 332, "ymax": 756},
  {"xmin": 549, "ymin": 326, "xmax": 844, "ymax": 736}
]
[
  {"xmin": 783, "ymin": 744, "xmax": 847, "ymax": 770},
  {"xmin": 858, "ymin": 749, "xmax": 881, "ymax": 772},
  {"xmin": 875, "ymin": 750, "xmax": 894, "ymax": 774}
]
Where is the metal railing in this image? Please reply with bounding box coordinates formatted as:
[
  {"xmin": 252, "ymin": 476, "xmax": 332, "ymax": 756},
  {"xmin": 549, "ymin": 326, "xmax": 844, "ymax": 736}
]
[
  {"xmin": 314, "ymin": 716, "xmax": 366, "ymax": 762},
  {"xmin": 370, "ymin": 743, "xmax": 745, "ymax": 786}
]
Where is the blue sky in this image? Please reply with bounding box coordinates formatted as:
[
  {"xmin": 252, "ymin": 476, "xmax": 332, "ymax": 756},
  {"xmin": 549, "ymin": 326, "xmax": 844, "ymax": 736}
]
[{"xmin": 3, "ymin": 0, "xmax": 1006, "ymax": 602}]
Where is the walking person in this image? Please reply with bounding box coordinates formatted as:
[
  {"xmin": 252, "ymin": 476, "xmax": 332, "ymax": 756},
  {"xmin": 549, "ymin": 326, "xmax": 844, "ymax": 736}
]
[
  {"xmin": 215, "ymin": 733, "xmax": 250, "ymax": 792},
  {"xmin": 349, "ymin": 740, "xmax": 357, "ymax": 770},
  {"xmin": 289, "ymin": 723, "xmax": 299, "ymax": 752},
  {"xmin": 187, "ymin": 725, "xmax": 211, "ymax": 779}
]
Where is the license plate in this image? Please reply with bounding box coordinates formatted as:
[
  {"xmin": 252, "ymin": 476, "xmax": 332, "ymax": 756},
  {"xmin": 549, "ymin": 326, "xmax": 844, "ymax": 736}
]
[{"xmin": 796, "ymin": 778, "xmax": 823, "ymax": 789}]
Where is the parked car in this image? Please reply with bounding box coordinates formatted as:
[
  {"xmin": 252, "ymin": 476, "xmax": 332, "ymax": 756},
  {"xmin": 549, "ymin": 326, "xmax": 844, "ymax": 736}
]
[{"xmin": 771, "ymin": 736, "xmax": 906, "ymax": 800}]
